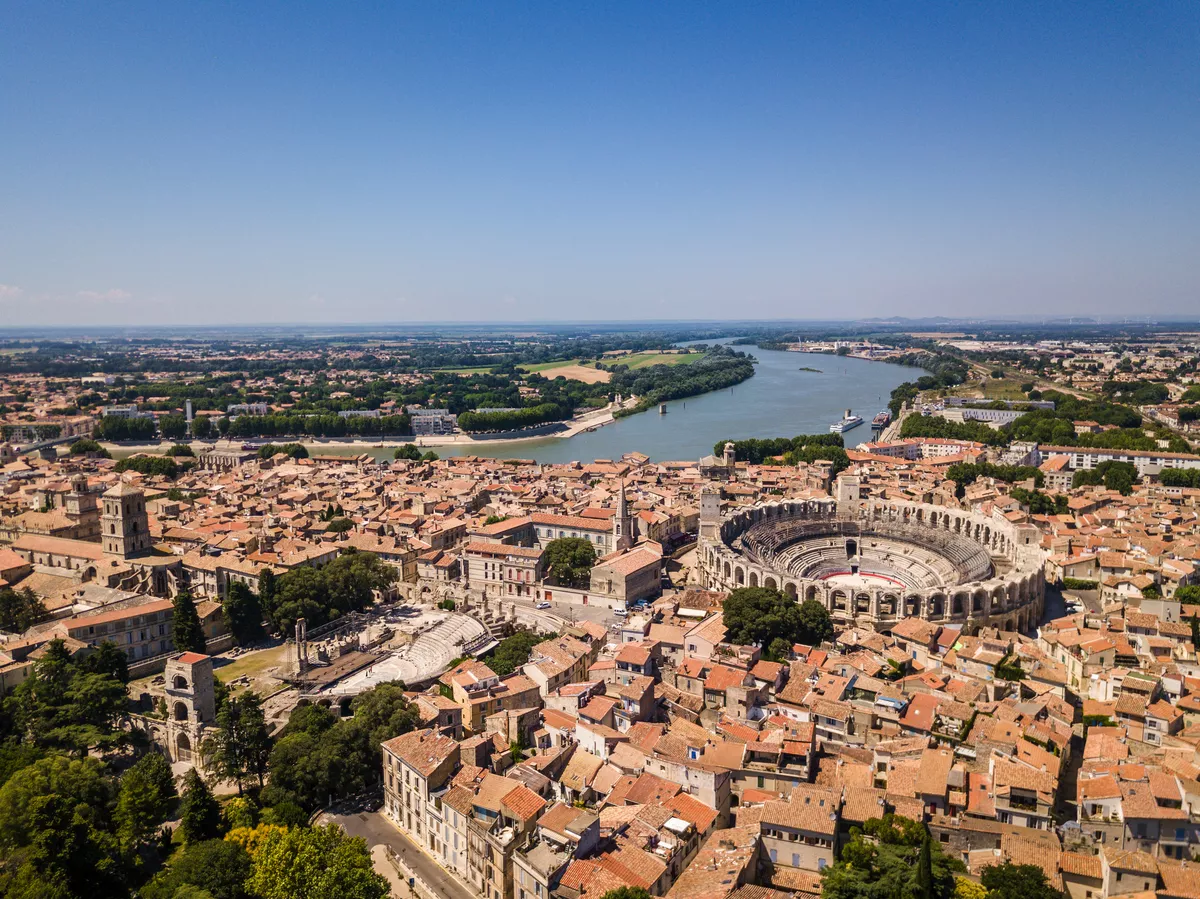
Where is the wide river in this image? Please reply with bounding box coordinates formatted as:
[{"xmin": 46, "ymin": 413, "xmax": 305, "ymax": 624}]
[{"xmin": 421, "ymin": 343, "xmax": 920, "ymax": 464}]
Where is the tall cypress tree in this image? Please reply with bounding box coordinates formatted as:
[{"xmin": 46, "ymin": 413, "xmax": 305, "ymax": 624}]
[
  {"xmin": 172, "ymin": 590, "xmax": 206, "ymax": 654},
  {"xmin": 916, "ymin": 832, "xmax": 934, "ymax": 899},
  {"xmin": 178, "ymin": 769, "xmax": 221, "ymax": 843}
]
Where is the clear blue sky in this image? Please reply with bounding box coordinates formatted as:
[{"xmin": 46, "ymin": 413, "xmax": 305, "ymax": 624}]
[{"xmin": 1, "ymin": 2, "xmax": 1197, "ymax": 325}]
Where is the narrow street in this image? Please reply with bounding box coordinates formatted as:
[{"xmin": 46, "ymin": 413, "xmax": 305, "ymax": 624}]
[{"xmin": 321, "ymin": 810, "xmax": 476, "ymax": 899}]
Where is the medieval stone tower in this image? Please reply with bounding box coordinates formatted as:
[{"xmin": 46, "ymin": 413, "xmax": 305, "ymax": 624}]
[
  {"xmin": 102, "ymin": 482, "xmax": 151, "ymax": 558},
  {"xmin": 835, "ymin": 474, "xmax": 862, "ymax": 507},
  {"xmin": 162, "ymin": 652, "xmax": 216, "ymax": 764},
  {"xmin": 699, "ymin": 487, "xmax": 721, "ymax": 542}
]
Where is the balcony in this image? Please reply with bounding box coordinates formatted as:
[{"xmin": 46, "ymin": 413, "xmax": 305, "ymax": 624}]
[{"xmin": 1004, "ymin": 795, "xmax": 1040, "ymax": 813}]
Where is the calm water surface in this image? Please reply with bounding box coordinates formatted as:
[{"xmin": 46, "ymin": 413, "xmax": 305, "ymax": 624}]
[{"xmin": 424, "ymin": 343, "xmax": 920, "ymax": 464}]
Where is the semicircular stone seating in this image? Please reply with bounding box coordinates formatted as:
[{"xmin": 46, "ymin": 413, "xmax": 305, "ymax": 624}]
[{"xmin": 702, "ymin": 498, "xmax": 1045, "ymax": 633}]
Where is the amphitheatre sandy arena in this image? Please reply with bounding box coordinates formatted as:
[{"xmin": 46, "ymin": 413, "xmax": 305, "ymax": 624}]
[{"xmin": 698, "ymin": 486, "xmax": 1046, "ymax": 634}]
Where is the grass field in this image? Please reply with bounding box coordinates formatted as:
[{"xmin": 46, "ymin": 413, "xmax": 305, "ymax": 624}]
[
  {"xmin": 982, "ymin": 378, "xmax": 1031, "ymax": 400},
  {"xmin": 433, "ymin": 365, "xmax": 497, "ymax": 375},
  {"xmin": 518, "ymin": 359, "xmax": 611, "ymax": 383},
  {"xmin": 212, "ymin": 644, "xmax": 288, "ymax": 695},
  {"xmin": 610, "ymin": 350, "xmax": 704, "ymax": 369}
]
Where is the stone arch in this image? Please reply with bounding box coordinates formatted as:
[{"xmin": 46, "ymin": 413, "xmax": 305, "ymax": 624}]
[
  {"xmin": 734, "ymin": 566, "xmax": 745, "ymax": 586},
  {"xmin": 952, "ymin": 592, "xmax": 966, "ymax": 616},
  {"xmin": 173, "ymin": 701, "xmax": 189, "ymax": 722},
  {"xmin": 804, "ymin": 585, "xmax": 817, "ymax": 603},
  {"xmin": 176, "ymin": 732, "xmax": 192, "ymax": 762},
  {"xmin": 832, "ymin": 590, "xmax": 848, "ymax": 612},
  {"xmin": 904, "ymin": 595, "xmax": 920, "ymax": 616},
  {"xmin": 856, "ymin": 593, "xmax": 871, "ymax": 613},
  {"xmin": 784, "ymin": 582, "xmax": 797, "ymax": 599},
  {"xmin": 971, "ymin": 589, "xmax": 987, "ymax": 614},
  {"xmin": 764, "ymin": 576, "xmax": 777, "ymax": 591},
  {"xmin": 880, "ymin": 594, "xmax": 897, "ymax": 616},
  {"xmin": 172, "ymin": 675, "xmax": 188, "ymax": 691},
  {"xmin": 929, "ymin": 594, "xmax": 945, "ymax": 618},
  {"xmin": 724, "ymin": 561, "xmax": 732, "ymax": 581}
]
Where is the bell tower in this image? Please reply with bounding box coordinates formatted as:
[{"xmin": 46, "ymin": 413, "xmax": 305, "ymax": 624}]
[
  {"xmin": 613, "ymin": 480, "xmax": 633, "ymax": 551},
  {"xmin": 102, "ymin": 482, "xmax": 151, "ymax": 558}
]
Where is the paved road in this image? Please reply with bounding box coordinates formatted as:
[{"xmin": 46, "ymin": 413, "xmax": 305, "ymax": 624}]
[{"xmin": 323, "ymin": 810, "xmax": 476, "ymax": 899}]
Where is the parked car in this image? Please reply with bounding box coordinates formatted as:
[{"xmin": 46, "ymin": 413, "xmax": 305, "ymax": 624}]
[{"xmin": 536, "ymin": 601, "xmax": 551, "ymax": 610}]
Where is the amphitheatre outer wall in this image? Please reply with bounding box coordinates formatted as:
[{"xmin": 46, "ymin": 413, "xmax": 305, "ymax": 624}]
[{"xmin": 698, "ymin": 497, "xmax": 1046, "ymax": 635}]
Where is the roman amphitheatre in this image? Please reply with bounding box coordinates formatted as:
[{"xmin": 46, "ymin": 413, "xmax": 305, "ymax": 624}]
[{"xmin": 698, "ymin": 487, "xmax": 1046, "ymax": 634}]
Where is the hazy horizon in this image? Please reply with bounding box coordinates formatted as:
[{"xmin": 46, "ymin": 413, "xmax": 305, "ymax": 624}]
[{"xmin": 2, "ymin": 2, "xmax": 1198, "ymax": 326}]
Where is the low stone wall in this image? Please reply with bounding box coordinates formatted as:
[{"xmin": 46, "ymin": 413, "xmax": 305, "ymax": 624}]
[
  {"xmin": 463, "ymin": 421, "xmax": 569, "ymax": 441},
  {"xmin": 127, "ymin": 633, "xmax": 235, "ymax": 679}
]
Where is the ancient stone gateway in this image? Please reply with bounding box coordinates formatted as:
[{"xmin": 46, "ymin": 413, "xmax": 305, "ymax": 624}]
[{"xmin": 697, "ymin": 497, "xmax": 1045, "ymax": 634}]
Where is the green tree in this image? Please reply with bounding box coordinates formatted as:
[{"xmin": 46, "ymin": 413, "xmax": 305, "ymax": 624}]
[
  {"xmin": 980, "ymin": 863, "xmax": 1065, "ymax": 899},
  {"xmin": 160, "ymin": 415, "xmax": 188, "ymax": 440},
  {"xmin": 114, "ymin": 751, "xmax": 177, "ymax": 852},
  {"xmin": 393, "ymin": 444, "xmax": 422, "ymax": 460},
  {"xmin": 79, "ymin": 640, "xmax": 129, "ymax": 682},
  {"xmin": 223, "ymin": 796, "xmax": 258, "ymax": 831},
  {"xmin": 797, "ymin": 598, "xmax": 834, "ymax": 645},
  {"xmin": 956, "ymin": 878, "xmax": 987, "ymax": 899},
  {"xmin": 0, "ymin": 754, "xmax": 125, "ymax": 898},
  {"xmin": 821, "ymin": 815, "xmax": 962, "ymax": 899},
  {"xmin": 204, "ymin": 692, "xmax": 271, "ymax": 794},
  {"xmin": 722, "ymin": 588, "xmax": 832, "ymax": 652},
  {"xmin": 916, "ymin": 832, "xmax": 934, "ymax": 899},
  {"xmin": 173, "ymin": 590, "xmax": 207, "ymax": 654},
  {"xmin": 140, "ymin": 837, "xmax": 252, "ymax": 899},
  {"xmin": 326, "ymin": 517, "xmax": 355, "ymax": 534},
  {"xmin": 167, "ymin": 443, "xmax": 196, "ymax": 457},
  {"xmin": 601, "ymin": 889, "xmax": 654, "ymax": 899},
  {"xmin": 277, "ymin": 701, "xmax": 337, "ymax": 740},
  {"xmin": 245, "ymin": 823, "xmax": 389, "ymax": 899},
  {"xmin": 173, "ymin": 886, "xmax": 217, "ymax": 899},
  {"xmin": 223, "ymin": 581, "xmax": 264, "ymax": 646},
  {"xmin": 258, "ymin": 568, "xmax": 277, "ymax": 621},
  {"xmin": 68, "ymin": 438, "xmax": 111, "ymax": 458},
  {"xmin": 5, "ymin": 640, "xmax": 129, "ymax": 754},
  {"xmin": 486, "ymin": 630, "xmax": 547, "ymax": 676},
  {"xmin": 0, "ymin": 586, "xmax": 48, "ymax": 632},
  {"xmin": 178, "ymin": 769, "xmax": 221, "ymax": 844},
  {"xmin": 542, "ymin": 537, "xmax": 597, "ymax": 588},
  {"xmin": 266, "ymin": 549, "xmax": 397, "ymax": 634},
  {"xmin": 264, "ymin": 720, "xmax": 374, "ymax": 813},
  {"xmin": 348, "ymin": 680, "xmax": 421, "ymax": 749},
  {"xmin": 114, "ymin": 455, "xmax": 180, "ymax": 478}
]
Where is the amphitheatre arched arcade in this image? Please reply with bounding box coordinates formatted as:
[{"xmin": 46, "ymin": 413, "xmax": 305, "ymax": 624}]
[{"xmin": 698, "ymin": 498, "xmax": 1046, "ymax": 634}]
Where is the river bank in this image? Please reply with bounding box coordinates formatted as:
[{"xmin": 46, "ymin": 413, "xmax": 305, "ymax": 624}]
[
  {"xmin": 102, "ymin": 346, "xmax": 925, "ymax": 465},
  {"xmin": 101, "ymin": 397, "xmax": 639, "ymax": 458}
]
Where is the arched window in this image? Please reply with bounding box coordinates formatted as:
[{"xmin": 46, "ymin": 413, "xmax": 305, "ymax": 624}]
[
  {"xmin": 172, "ymin": 675, "xmax": 188, "ymax": 691},
  {"xmin": 173, "ymin": 701, "xmax": 189, "ymax": 722}
]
